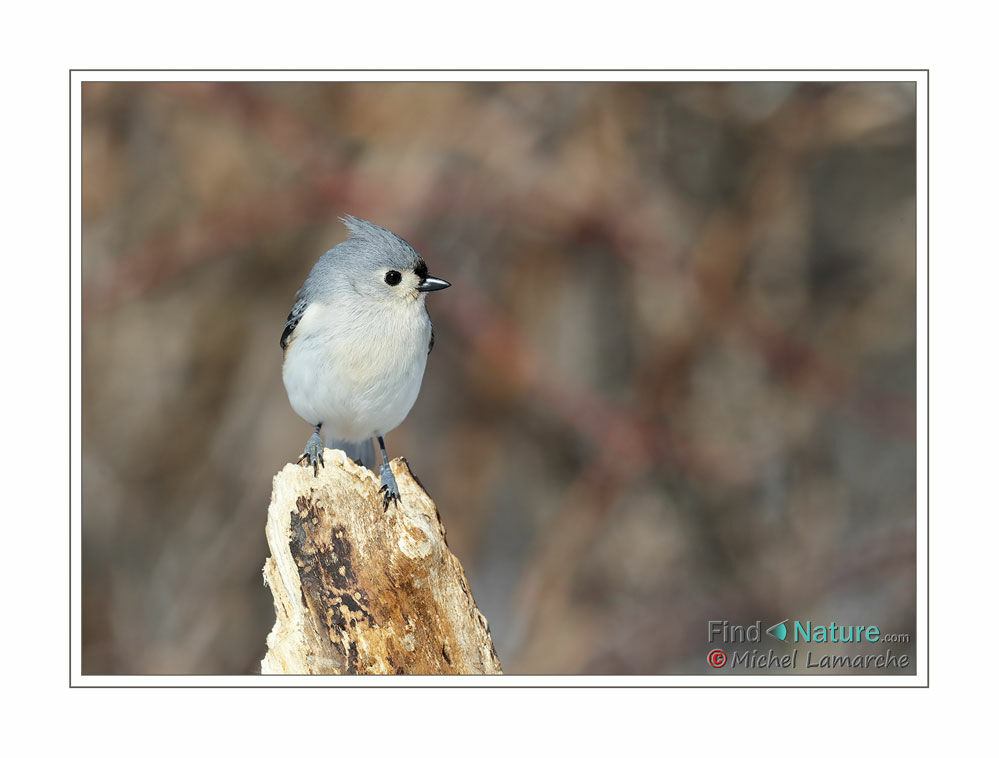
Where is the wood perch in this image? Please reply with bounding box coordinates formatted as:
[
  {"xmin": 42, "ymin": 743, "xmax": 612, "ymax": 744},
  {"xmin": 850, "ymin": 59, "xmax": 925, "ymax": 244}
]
[{"xmin": 261, "ymin": 449, "xmax": 502, "ymax": 675}]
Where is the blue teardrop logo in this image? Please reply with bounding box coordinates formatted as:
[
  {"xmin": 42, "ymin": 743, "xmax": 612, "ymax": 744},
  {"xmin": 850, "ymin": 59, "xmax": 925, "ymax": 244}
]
[{"xmin": 766, "ymin": 620, "xmax": 789, "ymax": 642}]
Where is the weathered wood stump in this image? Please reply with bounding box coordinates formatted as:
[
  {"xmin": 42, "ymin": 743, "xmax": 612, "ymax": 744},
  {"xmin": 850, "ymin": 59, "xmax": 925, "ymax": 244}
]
[{"xmin": 261, "ymin": 449, "xmax": 502, "ymax": 674}]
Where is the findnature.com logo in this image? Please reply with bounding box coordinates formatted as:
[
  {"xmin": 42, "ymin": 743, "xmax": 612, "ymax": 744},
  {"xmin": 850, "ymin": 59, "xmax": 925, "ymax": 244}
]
[{"xmin": 706, "ymin": 619, "xmax": 912, "ymax": 671}]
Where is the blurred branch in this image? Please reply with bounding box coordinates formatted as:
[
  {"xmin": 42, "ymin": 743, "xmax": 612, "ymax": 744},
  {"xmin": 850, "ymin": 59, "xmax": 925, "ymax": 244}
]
[{"xmin": 262, "ymin": 451, "xmax": 502, "ymax": 675}]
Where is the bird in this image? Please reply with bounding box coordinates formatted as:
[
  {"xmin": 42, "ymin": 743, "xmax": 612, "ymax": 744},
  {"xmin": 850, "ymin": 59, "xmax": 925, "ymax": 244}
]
[{"xmin": 280, "ymin": 216, "xmax": 451, "ymax": 508}]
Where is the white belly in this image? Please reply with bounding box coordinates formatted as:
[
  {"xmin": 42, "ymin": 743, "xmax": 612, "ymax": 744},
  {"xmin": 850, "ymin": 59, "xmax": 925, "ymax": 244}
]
[{"xmin": 282, "ymin": 301, "xmax": 431, "ymax": 441}]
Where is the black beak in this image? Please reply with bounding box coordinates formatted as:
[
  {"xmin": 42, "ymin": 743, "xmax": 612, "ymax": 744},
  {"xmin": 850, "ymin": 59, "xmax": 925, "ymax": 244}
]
[{"xmin": 416, "ymin": 276, "xmax": 451, "ymax": 292}]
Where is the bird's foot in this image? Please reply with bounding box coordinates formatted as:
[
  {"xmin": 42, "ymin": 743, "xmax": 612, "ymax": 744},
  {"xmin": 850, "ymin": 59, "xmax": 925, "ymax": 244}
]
[
  {"xmin": 297, "ymin": 431, "xmax": 325, "ymax": 476},
  {"xmin": 379, "ymin": 461, "xmax": 401, "ymax": 510}
]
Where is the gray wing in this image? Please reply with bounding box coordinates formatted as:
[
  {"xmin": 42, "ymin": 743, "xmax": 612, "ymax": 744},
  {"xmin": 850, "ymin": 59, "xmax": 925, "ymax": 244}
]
[
  {"xmin": 426, "ymin": 303, "xmax": 435, "ymax": 354},
  {"xmin": 281, "ymin": 296, "xmax": 308, "ymax": 351}
]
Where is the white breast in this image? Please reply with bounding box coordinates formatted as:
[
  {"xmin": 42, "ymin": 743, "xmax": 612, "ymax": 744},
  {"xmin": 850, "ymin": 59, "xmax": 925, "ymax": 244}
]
[{"xmin": 282, "ymin": 300, "xmax": 432, "ymax": 442}]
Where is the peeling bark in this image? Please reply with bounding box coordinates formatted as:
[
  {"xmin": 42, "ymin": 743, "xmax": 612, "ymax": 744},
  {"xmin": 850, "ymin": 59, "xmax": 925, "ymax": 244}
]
[{"xmin": 261, "ymin": 450, "xmax": 502, "ymax": 675}]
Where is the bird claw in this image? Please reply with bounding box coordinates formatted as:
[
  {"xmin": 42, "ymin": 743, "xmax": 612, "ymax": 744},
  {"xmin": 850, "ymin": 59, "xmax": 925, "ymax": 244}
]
[
  {"xmin": 379, "ymin": 462, "xmax": 401, "ymax": 510},
  {"xmin": 299, "ymin": 432, "xmax": 325, "ymax": 477}
]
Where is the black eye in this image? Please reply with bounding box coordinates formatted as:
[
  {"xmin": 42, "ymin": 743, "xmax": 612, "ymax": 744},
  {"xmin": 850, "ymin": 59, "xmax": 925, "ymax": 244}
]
[{"xmin": 384, "ymin": 270, "xmax": 402, "ymax": 286}]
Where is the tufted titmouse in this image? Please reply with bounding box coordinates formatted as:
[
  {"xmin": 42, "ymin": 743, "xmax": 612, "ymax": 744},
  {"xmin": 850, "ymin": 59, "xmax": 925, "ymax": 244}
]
[{"xmin": 280, "ymin": 216, "xmax": 451, "ymax": 507}]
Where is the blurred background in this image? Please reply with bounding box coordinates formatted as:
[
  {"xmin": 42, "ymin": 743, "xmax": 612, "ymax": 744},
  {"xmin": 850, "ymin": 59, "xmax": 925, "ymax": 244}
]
[{"xmin": 81, "ymin": 80, "xmax": 916, "ymax": 675}]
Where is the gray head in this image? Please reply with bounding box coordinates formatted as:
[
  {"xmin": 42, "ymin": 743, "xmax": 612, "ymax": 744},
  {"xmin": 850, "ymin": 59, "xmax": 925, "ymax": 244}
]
[{"xmin": 303, "ymin": 216, "xmax": 450, "ymax": 304}]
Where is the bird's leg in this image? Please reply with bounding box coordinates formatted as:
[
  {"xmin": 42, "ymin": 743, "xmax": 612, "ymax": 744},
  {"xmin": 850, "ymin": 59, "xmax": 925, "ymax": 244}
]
[
  {"xmin": 297, "ymin": 423, "xmax": 325, "ymax": 476},
  {"xmin": 377, "ymin": 435, "xmax": 401, "ymax": 509}
]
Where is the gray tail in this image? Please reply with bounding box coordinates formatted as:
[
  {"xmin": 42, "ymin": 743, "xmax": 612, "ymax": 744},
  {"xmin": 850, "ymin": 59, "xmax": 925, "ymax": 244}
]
[{"xmin": 330, "ymin": 438, "xmax": 377, "ymax": 471}]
